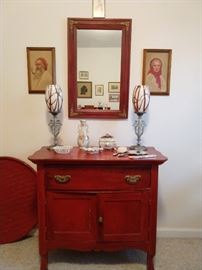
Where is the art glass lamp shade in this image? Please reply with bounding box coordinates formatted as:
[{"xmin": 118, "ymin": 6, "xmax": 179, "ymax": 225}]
[
  {"xmin": 45, "ymin": 85, "xmax": 63, "ymax": 115},
  {"xmin": 132, "ymin": 85, "xmax": 150, "ymax": 114}
]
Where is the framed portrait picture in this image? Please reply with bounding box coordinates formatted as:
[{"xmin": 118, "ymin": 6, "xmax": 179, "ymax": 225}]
[
  {"xmin": 142, "ymin": 49, "xmax": 172, "ymax": 95},
  {"xmin": 95, "ymin": 85, "xmax": 104, "ymax": 96},
  {"xmin": 92, "ymin": 0, "xmax": 105, "ymax": 18},
  {"xmin": 26, "ymin": 47, "xmax": 56, "ymax": 94},
  {"xmin": 79, "ymin": 71, "xmax": 89, "ymax": 80},
  {"xmin": 108, "ymin": 82, "xmax": 120, "ymax": 93},
  {"xmin": 109, "ymin": 93, "xmax": 120, "ymax": 102},
  {"xmin": 77, "ymin": 81, "xmax": 92, "ymax": 98}
]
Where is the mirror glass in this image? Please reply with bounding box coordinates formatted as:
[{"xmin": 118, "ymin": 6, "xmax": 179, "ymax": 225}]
[
  {"xmin": 77, "ymin": 30, "xmax": 121, "ymax": 110},
  {"xmin": 68, "ymin": 18, "xmax": 132, "ymax": 119}
]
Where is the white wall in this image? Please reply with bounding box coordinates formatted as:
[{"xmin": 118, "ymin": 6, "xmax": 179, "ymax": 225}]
[{"xmin": 1, "ymin": 0, "xmax": 201, "ymax": 238}]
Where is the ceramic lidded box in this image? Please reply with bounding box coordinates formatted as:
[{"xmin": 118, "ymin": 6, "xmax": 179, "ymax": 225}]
[{"xmin": 99, "ymin": 134, "xmax": 116, "ymax": 150}]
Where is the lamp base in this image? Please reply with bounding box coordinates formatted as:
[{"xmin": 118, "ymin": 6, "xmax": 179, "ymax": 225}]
[
  {"xmin": 129, "ymin": 144, "xmax": 148, "ymax": 155},
  {"xmin": 48, "ymin": 114, "xmax": 62, "ymax": 149}
]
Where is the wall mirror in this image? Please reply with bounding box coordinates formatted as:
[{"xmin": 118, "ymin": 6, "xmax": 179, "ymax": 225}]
[{"xmin": 68, "ymin": 18, "xmax": 132, "ymax": 119}]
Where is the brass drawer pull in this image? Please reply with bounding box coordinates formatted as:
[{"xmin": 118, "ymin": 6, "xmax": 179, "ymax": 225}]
[
  {"xmin": 125, "ymin": 175, "xmax": 141, "ymax": 184},
  {"xmin": 54, "ymin": 175, "xmax": 71, "ymax": 183}
]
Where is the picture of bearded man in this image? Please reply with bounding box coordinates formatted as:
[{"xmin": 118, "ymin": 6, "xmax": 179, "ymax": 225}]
[{"xmin": 31, "ymin": 57, "xmax": 52, "ymax": 90}]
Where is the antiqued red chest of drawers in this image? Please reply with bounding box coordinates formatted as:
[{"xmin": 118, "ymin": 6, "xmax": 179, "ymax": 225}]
[{"xmin": 29, "ymin": 146, "xmax": 167, "ymax": 270}]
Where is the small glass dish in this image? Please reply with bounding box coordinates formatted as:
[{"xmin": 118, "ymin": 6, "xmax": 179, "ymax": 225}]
[
  {"xmin": 82, "ymin": 146, "xmax": 103, "ymax": 154},
  {"xmin": 53, "ymin": 145, "xmax": 73, "ymax": 154}
]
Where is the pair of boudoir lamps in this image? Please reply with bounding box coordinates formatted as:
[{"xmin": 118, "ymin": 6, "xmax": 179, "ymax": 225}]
[
  {"xmin": 44, "ymin": 84, "xmax": 150, "ymax": 151},
  {"xmin": 45, "ymin": 85, "xmax": 63, "ymax": 148},
  {"xmin": 132, "ymin": 85, "xmax": 150, "ymax": 154}
]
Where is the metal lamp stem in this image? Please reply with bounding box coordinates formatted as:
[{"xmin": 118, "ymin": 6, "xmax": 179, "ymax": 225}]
[
  {"xmin": 48, "ymin": 114, "xmax": 62, "ymax": 147},
  {"xmin": 135, "ymin": 113, "xmax": 145, "ymax": 147},
  {"xmin": 132, "ymin": 113, "xmax": 147, "ymax": 152}
]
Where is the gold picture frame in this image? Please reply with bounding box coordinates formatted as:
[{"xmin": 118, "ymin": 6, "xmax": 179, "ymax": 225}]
[
  {"xmin": 95, "ymin": 85, "xmax": 104, "ymax": 96},
  {"xmin": 27, "ymin": 47, "xmax": 56, "ymax": 94},
  {"xmin": 108, "ymin": 82, "xmax": 120, "ymax": 93},
  {"xmin": 142, "ymin": 49, "xmax": 172, "ymax": 95},
  {"xmin": 109, "ymin": 93, "xmax": 120, "ymax": 102},
  {"xmin": 77, "ymin": 81, "xmax": 92, "ymax": 98},
  {"xmin": 79, "ymin": 71, "xmax": 89, "ymax": 80}
]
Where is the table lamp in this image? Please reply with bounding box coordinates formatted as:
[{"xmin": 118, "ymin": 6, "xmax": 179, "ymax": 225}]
[
  {"xmin": 45, "ymin": 84, "xmax": 63, "ymax": 148},
  {"xmin": 131, "ymin": 85, "xmax": 150, "ymax": 153}
]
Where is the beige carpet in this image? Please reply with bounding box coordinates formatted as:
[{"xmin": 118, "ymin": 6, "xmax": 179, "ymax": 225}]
[{"xmin": 0, "ymin": 235, "xmax": 201, "ymax": 270}]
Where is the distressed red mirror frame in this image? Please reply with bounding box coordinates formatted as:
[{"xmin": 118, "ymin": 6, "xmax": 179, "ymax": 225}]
[{"xmin": 68, "ymin": 18, "xmax": 132, "ymax": 119}]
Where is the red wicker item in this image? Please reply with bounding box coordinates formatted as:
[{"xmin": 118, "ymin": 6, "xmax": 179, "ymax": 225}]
[{"xmin": 0, "ymin": 157, "xmax": 37, "ymax": 244}]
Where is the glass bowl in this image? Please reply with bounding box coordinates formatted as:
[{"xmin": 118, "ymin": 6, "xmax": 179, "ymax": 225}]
[
  {"xmin": 53, "ymin": 145, "xmax": 73, "ymax": 154},
  {"xmin": 82, "ymin": 146, "xmax": 103, "ymax": 154}
]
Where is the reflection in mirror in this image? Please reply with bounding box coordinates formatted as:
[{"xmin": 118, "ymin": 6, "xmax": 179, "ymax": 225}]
[
  {"xmin": 68, "ymin": 18, "xmax": 132, "ymax": 119},
  {"xmin": 77, "ymin": 30, "xmax": 121, "ymax": 110}
]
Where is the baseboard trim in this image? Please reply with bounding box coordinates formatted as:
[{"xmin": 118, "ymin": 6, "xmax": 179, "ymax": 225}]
[
  {"xmin": 32, "ymin": 228, "xmax": 202, "ymax": 238},
  {"xmin": 157, "ymin": 228, "xmax": 202, "ymax": 238}
]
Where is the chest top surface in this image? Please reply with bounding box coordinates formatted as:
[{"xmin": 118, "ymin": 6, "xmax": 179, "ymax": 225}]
[{"xmin": 28, "ymin": 146, "xmax": 167, "ymax": 166}]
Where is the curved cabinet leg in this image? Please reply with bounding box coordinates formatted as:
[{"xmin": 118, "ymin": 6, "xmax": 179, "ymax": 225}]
[
  {"xmin": 147, "ymin": 253, "xmax": 155, "ymax": 270},
  {"xmin": 40, "ymin": 254, "xmax": 48, "ymax": 270}
]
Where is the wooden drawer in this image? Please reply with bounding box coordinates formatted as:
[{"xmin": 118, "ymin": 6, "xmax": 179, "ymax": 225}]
[{"xmin": 45, "ymin": 165, "xmax": 151, "ymax": 190}]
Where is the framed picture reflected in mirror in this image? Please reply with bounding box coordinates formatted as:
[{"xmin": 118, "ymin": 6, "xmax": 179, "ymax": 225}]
[
  {"xmin": 95, "ymin": 85, "xmax": 104, "ymax": 96},
  {"xmin": 77, "ymin": 81, "xmax": 92, "ymax": 98}
]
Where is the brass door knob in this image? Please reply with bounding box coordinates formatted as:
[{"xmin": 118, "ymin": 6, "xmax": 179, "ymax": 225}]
[{"xmin": 98, "ymin": 216, "xmax": 104, "ymax": 223}]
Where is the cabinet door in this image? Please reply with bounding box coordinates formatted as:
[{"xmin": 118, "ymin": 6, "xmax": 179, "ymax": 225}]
[
  {"xmin": 47, "ymin": 192, "xmax": 97, "ymax": 242},
  {"xmin": 98, "ymin": 192, "xmax": 149, "ymax": 242}
]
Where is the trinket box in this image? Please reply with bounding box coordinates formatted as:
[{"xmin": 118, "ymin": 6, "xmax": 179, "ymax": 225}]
[{"xmin": 99, "ymin": 134, "xmax": 116, "ymax": 150}]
